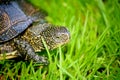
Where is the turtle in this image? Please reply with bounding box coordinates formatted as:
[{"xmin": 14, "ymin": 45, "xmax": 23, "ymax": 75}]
[{"xmin": 0, "ymin": 0, "xmax": 70, "ymax": 64}]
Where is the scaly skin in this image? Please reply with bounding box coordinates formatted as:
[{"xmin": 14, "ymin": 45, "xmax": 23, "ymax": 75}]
[
  {"xmin": 22, "ymin": 23, "xmax": 70, "ymax": 51},
  {"xmin": 0, "ymin": 23, "xmax": 70, "ymax": 64}
]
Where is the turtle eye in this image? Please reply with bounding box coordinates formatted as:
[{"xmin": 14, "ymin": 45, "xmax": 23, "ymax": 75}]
[{"xmin": 56, "ymin": 36, "xmax": 60, "ymax": 39}]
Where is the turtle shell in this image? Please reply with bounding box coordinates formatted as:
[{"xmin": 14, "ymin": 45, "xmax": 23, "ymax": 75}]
[{"xmin": 0, "ymin": 1, "xmax": 33, "ymax": 43}]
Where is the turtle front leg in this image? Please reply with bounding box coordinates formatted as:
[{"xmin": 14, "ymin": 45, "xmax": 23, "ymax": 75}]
[{"xmin": 14, "ymin": 39, "xmax": 48, "ymax": 65}]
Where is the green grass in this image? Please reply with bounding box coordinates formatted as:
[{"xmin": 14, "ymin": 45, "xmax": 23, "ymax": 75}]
[{"xmin": 0, "ymin": 0, "xmax": 120, "ymax": 80}]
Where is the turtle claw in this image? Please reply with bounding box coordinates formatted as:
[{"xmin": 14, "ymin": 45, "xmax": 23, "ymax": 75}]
[{"xmin": 33, "ymin": 55, "xmax": 49, "ymax": 65}]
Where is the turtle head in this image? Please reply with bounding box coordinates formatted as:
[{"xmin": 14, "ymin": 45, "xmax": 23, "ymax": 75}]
[
  {"xmin": 24, "ymin": 23, "xmax": 70, "ymax": 51},
  {"xmin": 41, "ymin": 25, "xmax": 70, "ymax": 50}
]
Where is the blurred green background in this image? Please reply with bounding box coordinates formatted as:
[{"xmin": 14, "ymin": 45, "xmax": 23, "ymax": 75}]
[{"xmin": 0, "ymin": 0, "xmax": 120, "ymax": 79}]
